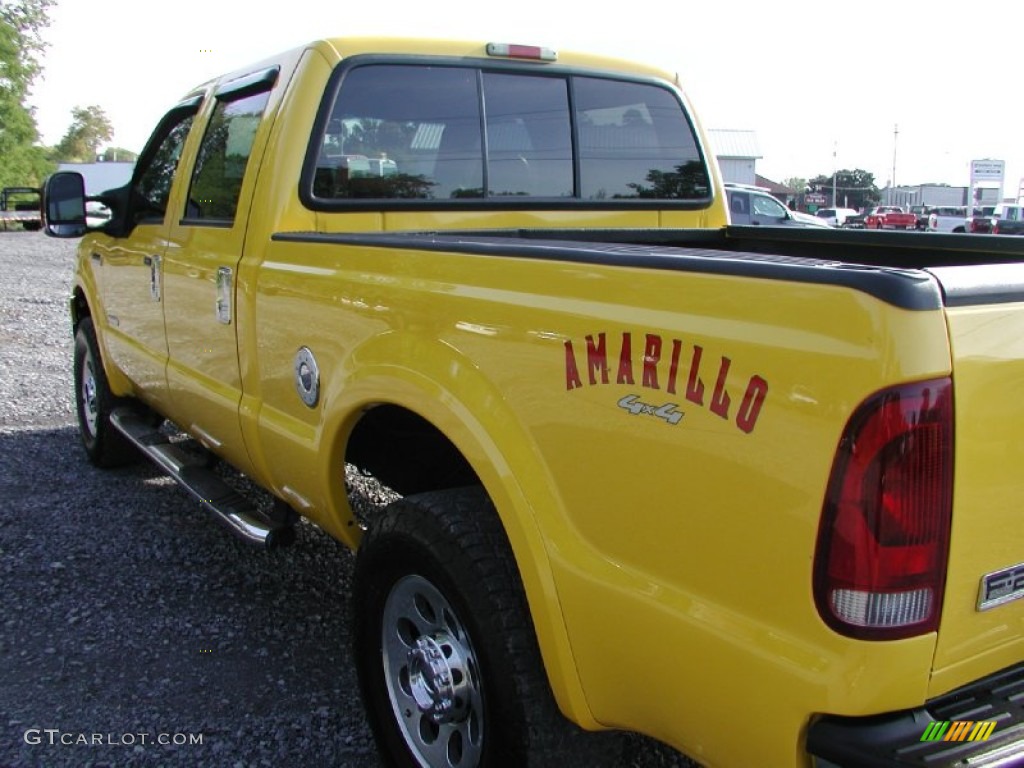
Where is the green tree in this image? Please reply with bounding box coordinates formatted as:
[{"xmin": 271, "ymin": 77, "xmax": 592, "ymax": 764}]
[
  {"xmin": 809, "ymin": 168, "xmax": 880, "ymax": 210},
  {"xmin": 625, "ymin": 160, "xmax": 712, "ymax": 199},
  {"xmin": 0, "ymin": 0, "xmax": 57, "ymax": 188},
  {"xmin": 782, "ymin": 177, "xmax": 808, "ymax": 194},
  {"xmin": 55, "ymin": 105, "xmax": 114, "ymax": 162}
]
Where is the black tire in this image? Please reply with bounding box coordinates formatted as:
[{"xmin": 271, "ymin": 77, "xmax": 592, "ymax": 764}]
[
  {"xmin": 73, "ymin": 317, "xmax": 136, "ymax": 467},
  {"xmin": 353, "ymin": 486, "xmax": 623, "ymax": 768}
]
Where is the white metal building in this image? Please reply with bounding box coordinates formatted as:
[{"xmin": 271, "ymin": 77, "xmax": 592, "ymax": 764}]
[{"xmin": 706, "ymin": 129, "xmax": 761, "ymax": 186}]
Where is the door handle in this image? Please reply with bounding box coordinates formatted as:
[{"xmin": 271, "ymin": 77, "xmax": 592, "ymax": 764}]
[
  {"xmin": 216, "ymin": 267, "xmax": 232, "ymax": 324},
  {"xmin": 148, "ymin": 255, "xmax": 161, "ymax": 301}
]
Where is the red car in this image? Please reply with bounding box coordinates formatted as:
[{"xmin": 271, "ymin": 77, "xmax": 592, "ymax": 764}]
[{"xmin": 864, "ymin": 205, "xmax": 917, "ymax": 230}]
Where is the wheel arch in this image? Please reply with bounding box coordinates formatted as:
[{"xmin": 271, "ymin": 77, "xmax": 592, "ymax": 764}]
[
  {"xmin": 70, "ymin": 284, "xmax": 90, "ymax": 330},
  {"xmin": 318, "ymin": 350, "xmax": 601, "ymax": 731},
  {"xmin": 69, "ymin": 280, "xmax": 133, "ymax": 397}
]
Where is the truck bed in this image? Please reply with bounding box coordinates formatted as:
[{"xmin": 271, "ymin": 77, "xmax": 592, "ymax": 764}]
[{"xmin": 276, "ymin": 226, "xmax": 1024, "ymax": 307}]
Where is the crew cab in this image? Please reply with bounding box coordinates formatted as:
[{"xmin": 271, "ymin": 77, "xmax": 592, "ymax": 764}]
[
  {"xmin": 41, "ymin": 37, "xmax": 1024, "ymax": 768},
  {"xmin": 864, "ymin": 205, "xmax": 918, "ymax": 229}
]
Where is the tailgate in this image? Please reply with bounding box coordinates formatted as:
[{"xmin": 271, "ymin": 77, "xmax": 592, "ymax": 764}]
[{"xmin": 929, "ymin": 265, "xmax": 1024, "ymax": 695}]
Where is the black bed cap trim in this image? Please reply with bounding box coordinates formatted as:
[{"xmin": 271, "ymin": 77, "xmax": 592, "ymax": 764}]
[{"xmin": 271, "ymin": 229, "xmax": 944, "ymax": 311}]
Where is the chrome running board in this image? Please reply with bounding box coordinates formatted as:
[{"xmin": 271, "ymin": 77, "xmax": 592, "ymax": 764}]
[{"xmin": 110, "ymin": 408, "xmax": 296, "ymax": 548}]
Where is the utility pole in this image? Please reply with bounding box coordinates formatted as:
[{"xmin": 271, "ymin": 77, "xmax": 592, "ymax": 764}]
[
  {"xmin": 890, "ymin": 123, "xmax": 899, "ymax": 205},
  {"xmin": 832, "ymin": 141, "xmax": 838, "ymax": 209}
]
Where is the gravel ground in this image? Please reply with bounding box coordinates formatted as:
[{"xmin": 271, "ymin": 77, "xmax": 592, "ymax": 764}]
[{"xmin": 0, "ymin": 230, "xmax": 696, "ymax": 768}]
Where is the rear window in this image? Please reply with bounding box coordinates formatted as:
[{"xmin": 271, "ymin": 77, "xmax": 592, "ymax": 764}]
[
  {"xmin": 574, "ymin": 77, "xmax": 707, "ymax": 200},
  {"xmin": 306, "ymin": 62, "xmax": 709, "ymax": 207}
]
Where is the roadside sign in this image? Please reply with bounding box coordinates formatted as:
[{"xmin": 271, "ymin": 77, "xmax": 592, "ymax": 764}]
[
  {"xmin": 970, "ymin": 159, "xmax": 1005, "ymax": 183},
  {"xmin": 805, "ymin": 193, "xmax": 827, "ymax": 205}
]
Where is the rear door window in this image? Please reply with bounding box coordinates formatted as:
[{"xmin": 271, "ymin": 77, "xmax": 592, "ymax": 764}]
[
  {"xmin": 728, "ymin": 190, "xmax": 750, "ymax": 223},
  {"xmin": 187, "ymin": 87, "xmax": 273, "ymax": 222}
]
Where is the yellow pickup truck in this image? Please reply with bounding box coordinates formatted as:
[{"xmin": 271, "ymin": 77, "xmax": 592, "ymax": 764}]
[{"xmin": 42, "ymin": 38, "xmax": 1024, "ymax": 768}]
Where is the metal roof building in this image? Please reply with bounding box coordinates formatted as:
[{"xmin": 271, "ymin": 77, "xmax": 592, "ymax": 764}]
[{"xmin": 707, "ymin": 129, "xmax": 762, "ymax": 186}]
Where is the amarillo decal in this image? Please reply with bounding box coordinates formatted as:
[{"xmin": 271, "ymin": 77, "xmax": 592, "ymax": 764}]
[{"xmin": 564, "ymin": 331, "xmax": 768, "ymax": 433}]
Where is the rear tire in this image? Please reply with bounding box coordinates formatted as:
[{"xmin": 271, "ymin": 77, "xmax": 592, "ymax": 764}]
[
  {"xmin": 73, "ymin": 317, "xmax": 136, "ymax": 467},
  {"xmin": 353, "ymin": 486, "xmax": 623, "ymax": 768}
]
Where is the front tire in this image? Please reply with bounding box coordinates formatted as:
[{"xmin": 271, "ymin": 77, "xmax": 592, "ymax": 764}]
[
  {"xmin": 353, "ymin": 487, "xmax": 622, "ymax": 768},
  {"xmin": 73, "ymin": 317, "xmax": 136, "ymax": 467}
]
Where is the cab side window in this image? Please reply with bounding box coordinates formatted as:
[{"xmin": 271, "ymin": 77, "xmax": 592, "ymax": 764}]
[
  {"xmin": 187, "ymin": 87, "xmax": 272, "ymax": 222},
  {"xmin": 134, "ymin": 112, "xmax": 196, "ymax": 223},
  {"xmin": 752, "ymin": 194, "xmax": 786, "ymax": 218}
]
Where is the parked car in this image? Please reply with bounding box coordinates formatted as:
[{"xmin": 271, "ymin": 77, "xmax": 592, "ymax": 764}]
[
  {"xmin": 842, "ymin": 209, "xmax": 868, "ymax": 228},
  {"xmin": 813, "ymin": 207, "xmax": 859, "ymax": 227},
  {"xmin": 968, "ymin": 206, "xmax": 996, "ymax": 234},
  {"xmin": 726, "ymin": 185, "xmax": 829, "ymax": 228},
  {"xmin": 864, "ymin": 206, "xmax": 917, "ymax": 230},
  {"xmin": 927, "ymin": 206, "xmax": 969, "ymax": 233},
  {"xmin": 990, "ymin": 203, "xmax": 1024, "ymax": 235},
  {"xmin": 910, "ymin": 205, "xmax": 935, "ymax": 231}
]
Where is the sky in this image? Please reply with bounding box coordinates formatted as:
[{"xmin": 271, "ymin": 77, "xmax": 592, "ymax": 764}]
[{"xmin": 27, "ymin": 0, "xmax": 1024, "ymax": 199}]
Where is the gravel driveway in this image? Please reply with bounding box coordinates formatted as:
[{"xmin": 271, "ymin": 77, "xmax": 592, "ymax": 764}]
[{"xmin": 0, "ymin": 231, "xmax": 695, "ymax": 768}]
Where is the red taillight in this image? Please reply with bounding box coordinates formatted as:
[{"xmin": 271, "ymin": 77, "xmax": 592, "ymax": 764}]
[{"xmin": 813, "ymin": 379, "xmax": 953, "ymax": 640}]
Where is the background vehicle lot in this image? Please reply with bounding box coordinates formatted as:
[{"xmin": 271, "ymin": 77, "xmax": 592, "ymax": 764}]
[{"xmin": 0, "ymin": 232, "xmax": 689, "ymax": 767}]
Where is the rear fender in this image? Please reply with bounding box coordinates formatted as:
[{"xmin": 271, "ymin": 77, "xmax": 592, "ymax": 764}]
[{"xmin": 315, "ymin": 332, "xmax": 600, "ymax": 729}]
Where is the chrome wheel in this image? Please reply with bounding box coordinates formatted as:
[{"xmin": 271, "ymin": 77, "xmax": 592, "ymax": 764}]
[
  {"xmin": 80, "ymin": 350, "xmax": 99, "ymax": 438},
  {"xmin": 73, "ymin": 317, "xmax": 135, "ymax": 467},
  {"xmin": 382, "ymin": 574, "xmax": 484, "ymax": 767}
]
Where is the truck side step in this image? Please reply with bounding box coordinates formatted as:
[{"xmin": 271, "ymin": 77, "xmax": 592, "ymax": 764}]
[{"xmin": 109, "ymin": 408, "xmax": 296, "ymax": 548}]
